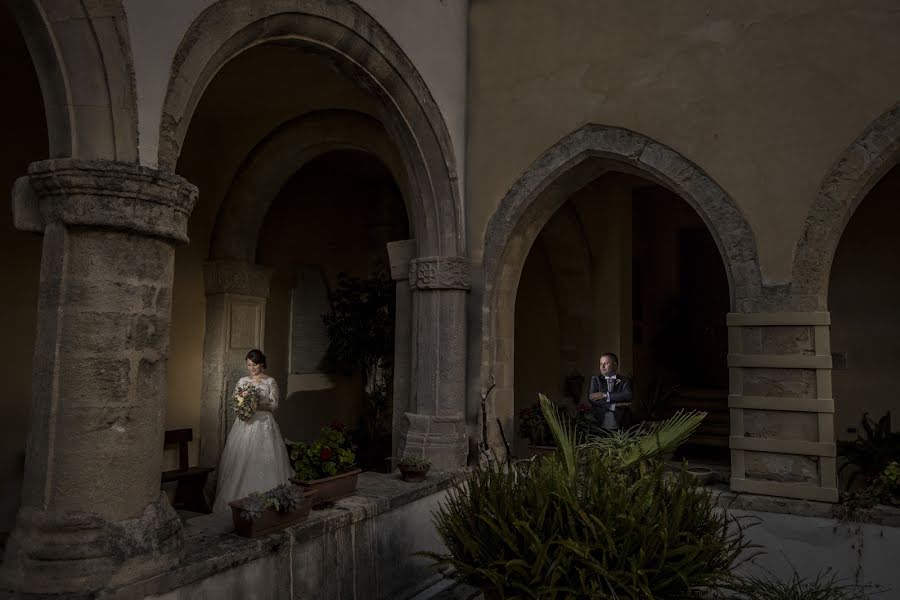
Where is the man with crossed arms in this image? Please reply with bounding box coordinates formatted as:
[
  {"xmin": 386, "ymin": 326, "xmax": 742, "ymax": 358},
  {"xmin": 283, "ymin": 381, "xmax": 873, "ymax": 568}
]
[{"xmin": 588, "ymin": 352, "xmax": 633, "ymax": 430}]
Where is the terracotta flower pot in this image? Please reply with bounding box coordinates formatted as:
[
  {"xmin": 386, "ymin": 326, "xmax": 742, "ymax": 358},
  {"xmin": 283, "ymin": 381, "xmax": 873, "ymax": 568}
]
[
  {"xmin": 229, "ymin": 489, "xmax": 316, "ymax": 538},
  {"xmin": 398, "ymin": 464, "xmax": 430, "ymax": 482},
  {"xmin": 291, "ymin": 468, "xmax": 362, "ymax": 503}
]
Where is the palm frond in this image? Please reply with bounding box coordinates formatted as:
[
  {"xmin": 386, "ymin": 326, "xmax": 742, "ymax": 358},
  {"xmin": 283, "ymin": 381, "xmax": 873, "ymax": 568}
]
[{"xmin": 539, "ymin": 393, "xmax": 578, "ymax": 478}]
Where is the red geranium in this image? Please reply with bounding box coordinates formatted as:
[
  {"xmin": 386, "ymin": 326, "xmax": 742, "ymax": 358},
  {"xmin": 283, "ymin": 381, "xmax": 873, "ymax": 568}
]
[
  {"xmin": 329, "ymin": 419, "xmax": 346, "ymax": 432},
  {"xmin": 320, "ymin": 446, "xmax": 333, "ymax": 461}
]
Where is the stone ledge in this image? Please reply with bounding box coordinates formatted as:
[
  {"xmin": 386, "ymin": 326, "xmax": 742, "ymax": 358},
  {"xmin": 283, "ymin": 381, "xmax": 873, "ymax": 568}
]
[
  {"xmin": 710, "ymin": 485, "xmax": 900, "ymax": 526},
  {"xmin": 101, "ymin": 470, "xmax": 464, "ymax": 599}
]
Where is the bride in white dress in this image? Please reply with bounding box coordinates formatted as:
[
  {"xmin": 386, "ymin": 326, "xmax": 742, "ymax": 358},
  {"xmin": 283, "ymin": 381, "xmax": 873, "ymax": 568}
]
[{"xmin": 212, "ymin": 349, "xmax": 294, "ymax": 512}]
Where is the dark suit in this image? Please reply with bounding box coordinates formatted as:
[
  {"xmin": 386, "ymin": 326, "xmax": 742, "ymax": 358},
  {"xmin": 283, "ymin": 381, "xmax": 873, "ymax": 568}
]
[{"xmin": 588, "ymin": 374, "xmax": 633, "ymax": 429}]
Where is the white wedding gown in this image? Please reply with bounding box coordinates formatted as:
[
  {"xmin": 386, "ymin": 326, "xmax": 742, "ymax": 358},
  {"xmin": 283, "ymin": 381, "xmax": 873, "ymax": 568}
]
[{"xmin": 212, "ymin": 376, "xmax": 295, "ymax": 513}]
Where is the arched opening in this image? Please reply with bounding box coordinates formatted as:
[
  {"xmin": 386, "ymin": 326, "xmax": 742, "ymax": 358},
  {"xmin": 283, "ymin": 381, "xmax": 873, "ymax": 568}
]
[
  {"xmin": 829, "ymin": 163, "xmax": 900, "ymax": 446},
  {"xmin": 166, "ymin": 34, "xmax": 421, "ymax": 493},
  {"xmin": 0, "ymin": 2, "xmax": 48, "ymax": 546},
  {"xmin": 257, "ymin": 149, "xmax": 409, "ymax": 469},
  {"xmin": 513, "ymin": 171, "xmax": 730, "ymax": 459},
  {"xmin": 480, "ymin": 125, "xmax": 761, "ymax": 465}
]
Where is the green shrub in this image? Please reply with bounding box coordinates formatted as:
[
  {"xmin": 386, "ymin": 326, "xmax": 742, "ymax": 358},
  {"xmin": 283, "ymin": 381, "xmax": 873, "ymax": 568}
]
[{"xmin": 425, "ymin": 395, "xmax": 750, "ymax": 598}]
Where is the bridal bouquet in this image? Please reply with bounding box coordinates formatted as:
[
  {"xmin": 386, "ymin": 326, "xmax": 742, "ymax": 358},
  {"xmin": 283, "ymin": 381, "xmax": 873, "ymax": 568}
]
[{"xmin": 232, "ymin": 381, "xmax": 262, "ymax": 422}]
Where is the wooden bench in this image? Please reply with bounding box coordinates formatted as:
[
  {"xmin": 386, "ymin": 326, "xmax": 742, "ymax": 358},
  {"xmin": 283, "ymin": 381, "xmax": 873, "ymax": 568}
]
[{"xmin": 161, "ymin": 429, "xmax": 213, "ymax": 513}]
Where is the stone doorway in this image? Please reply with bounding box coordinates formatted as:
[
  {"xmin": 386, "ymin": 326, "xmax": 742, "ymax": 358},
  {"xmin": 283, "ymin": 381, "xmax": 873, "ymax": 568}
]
[
  {"xmin": 512, "ymin": 172, "xmax": 730, "ymax": 457},
  {"xmin": 479, "ymin": 124, "xmax": 763, "ymax": 461},
  {"xmin": 256, "ymin": 149, "xmax": 409, "ymax": 472},
  {"xmin": 829, "ymin": 163, "xmax": 900, "ymax": 448}
]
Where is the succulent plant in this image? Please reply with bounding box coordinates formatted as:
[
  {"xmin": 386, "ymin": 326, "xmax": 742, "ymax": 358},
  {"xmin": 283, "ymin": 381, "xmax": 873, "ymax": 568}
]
[
  {"xmin": 236, "ymin": 483, "xmax": 305, "ymax": 521},
  {"xmin": 398, "ymin": 454, "xmax": 432, "ymax": 469}
]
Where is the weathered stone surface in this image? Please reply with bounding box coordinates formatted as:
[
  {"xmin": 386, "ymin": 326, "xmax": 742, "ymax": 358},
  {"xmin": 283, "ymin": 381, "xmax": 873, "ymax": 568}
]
[
  {"xmin": 742, "ymin": 368, "xmax": 818, "ymax": 398},
  {"xmin": 160, "ymin": 1, "xmax": 462, "ymax": 260},
  {"xmin": 398, "ymin": 413, "xmax": 469, "ymax": 470},
  {"xmin": 745, "ymin": 451, "xmax": 819, "ymax": 484},
  {"xmin": 102, "ymin": 472, "xmax": 461, "ymax": 600},
  {"xmin": 1, "ymin": 160, "xmax": 195, "ymax": 594},
  {"xmin": 389, "ymin": 240, "xmax": 416, "ymax": 466},
  {"xmin": 203, "ymin": 259, "xmax": 272, "ymax": 297},
  {"xmin": 791, "ymin": 101, "xmax": 900, "ymax": 310},
  {"xmin": 19, "ymin": 159, "xmax": 195, "ymax": 241},
  {"xmin": 410, "ymin": 256, "xmax": 472, "ymax": 290},
  {"xmin": 741, "ymin": 326, "xmax": 815, "ymax": 356},
  {"xmin": 744, "ymin": 409, "xmax": 819, "ymax": 441}
]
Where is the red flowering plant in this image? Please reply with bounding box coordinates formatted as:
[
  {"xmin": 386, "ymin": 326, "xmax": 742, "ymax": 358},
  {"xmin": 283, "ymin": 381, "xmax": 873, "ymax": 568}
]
[{"xmin": 289, "ymin": 422, "xmax": 357, "ymax": 481}]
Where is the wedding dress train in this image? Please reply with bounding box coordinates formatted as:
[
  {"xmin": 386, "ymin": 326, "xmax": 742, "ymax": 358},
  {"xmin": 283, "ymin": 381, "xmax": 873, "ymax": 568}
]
[{"xmin": 212, "ymin": 376, "xmax": 294, "ymax": 513}]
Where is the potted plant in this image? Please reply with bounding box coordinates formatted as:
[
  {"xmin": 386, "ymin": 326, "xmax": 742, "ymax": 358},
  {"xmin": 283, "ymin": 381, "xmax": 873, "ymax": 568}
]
[
  {"xmin": 397, "ymin": 454, "xmax": 432, "ymax": 482},
  {"xmin": 289, "ymin": 422, "xmax": 361, "ymax": 503},
  {"xmin": 229, "ymin": 483, "xmax": 316, "ymax": 538}
]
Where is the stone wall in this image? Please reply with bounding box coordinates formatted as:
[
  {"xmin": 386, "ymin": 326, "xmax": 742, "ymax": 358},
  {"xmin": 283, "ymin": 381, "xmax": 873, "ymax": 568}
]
[{"xmin": 131, "ymin": 472, "xmax": 458, "ymax": 600}]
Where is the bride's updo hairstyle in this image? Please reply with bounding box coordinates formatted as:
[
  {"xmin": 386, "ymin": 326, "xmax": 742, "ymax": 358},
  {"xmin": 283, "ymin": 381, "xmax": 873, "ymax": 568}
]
[{"xmin": 246, "ymin": 349, "xmax": 267, "ymax": 369}]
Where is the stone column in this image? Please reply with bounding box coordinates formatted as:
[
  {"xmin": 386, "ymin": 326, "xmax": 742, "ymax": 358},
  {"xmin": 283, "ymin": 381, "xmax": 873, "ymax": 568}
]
[
  {"xmin": 386, "ymin": 240, "xmax": 415, "ymax": 466},
  {"xmin": 727, "ymin": 311, "xmax": 838, "ymax": 502},
  {"xmin": 199, "ymin": 260, "xmax": 272, "ymax": 469},
  {"xmin": 2, "ymin": 159, "xmax": 196, "ymax": 594},
  {"xmin": 398, "ymin": 256, "xmax": 470, "ymax": 470}
]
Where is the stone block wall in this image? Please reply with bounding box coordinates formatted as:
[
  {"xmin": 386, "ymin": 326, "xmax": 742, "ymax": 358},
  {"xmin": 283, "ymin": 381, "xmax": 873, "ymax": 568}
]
[{"xmin": 727, "ymin": 312, "xmax": 838, "ymax": 502}]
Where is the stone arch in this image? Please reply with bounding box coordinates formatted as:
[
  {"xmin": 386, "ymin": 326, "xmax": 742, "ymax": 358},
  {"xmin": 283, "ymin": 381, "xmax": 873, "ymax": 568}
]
[
  {"xmin": 791, "ymin": 101, "xmax": 900, "ymax": 310},
  {"xmin": 8, "ymin": 0, "xmax": 138, "ymax": 161},
  {"xmin": 478, "ymin": 124, "xmax": 762, "ymax": 441},
  {"xmin": 210, "ymin": 110, "xmax": 412, "ymax": 262},
  {"xmin": 159, "ymin": 0, "xmax": 462, "ymax": 257}
]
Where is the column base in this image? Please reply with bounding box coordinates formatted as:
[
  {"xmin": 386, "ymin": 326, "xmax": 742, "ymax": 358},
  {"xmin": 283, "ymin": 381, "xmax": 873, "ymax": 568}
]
[
  {"xmin": 397, "ymin": 413, "xmax": 468, "ymax": 470},
  {"xmin": 1, "ymin": 495, "xmax": 183, "ymax": 595}
]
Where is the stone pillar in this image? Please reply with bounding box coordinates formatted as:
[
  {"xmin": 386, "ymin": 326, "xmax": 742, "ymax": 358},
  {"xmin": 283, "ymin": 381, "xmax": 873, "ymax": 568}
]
[
  {"xmin": 727, "ymin": 311, "xmax": 838, "ymax": 502},
  {"xmin": 387, "ymin": 240, "xmax": 415, "ymax": 466},
  {"xmin": 199, "ymin": 260, "xmax": 272, "ymax": 469},
  {"xmin": 398, "ymin": 256, "xmax": 470, "ymax": 470},
  {"xmin": 2, "ymin": 159, "xmax": 196, "ymax": 594}
]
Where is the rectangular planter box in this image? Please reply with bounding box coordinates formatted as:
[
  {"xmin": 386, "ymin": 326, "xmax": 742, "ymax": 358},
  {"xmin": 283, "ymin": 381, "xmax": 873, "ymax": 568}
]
[
  {"xmin": 292, "ymin": 468, "xmax": 362, "ymax": 503},
  {"xmin": 229, "ymin": 489, "xmax": 316, "ymax": 538}
]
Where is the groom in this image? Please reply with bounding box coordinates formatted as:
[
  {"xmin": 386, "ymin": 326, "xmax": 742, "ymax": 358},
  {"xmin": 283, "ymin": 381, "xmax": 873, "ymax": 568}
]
[{"xmin": 588, "ymin": 353, "xmax": 633, "ymax": 430}]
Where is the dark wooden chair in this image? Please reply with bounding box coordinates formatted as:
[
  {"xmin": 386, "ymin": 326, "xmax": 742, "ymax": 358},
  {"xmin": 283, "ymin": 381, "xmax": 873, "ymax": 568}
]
[{"xmin": 161, "ymin": 429, "xmax": 213, "ymax": 513}]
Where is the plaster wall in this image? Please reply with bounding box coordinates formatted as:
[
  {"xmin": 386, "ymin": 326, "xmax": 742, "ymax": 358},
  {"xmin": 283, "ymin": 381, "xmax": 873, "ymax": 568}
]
[
  {"xmin": 122, "ymin": 0, "xmax": 469, "ymax": 194},
  {"xmin": 466, "ymin": 0, "xmax": 900, "ymax": 283},
  {"xmin": 829, "ymin": 165, "xmax": 900, "ymax": 441}
]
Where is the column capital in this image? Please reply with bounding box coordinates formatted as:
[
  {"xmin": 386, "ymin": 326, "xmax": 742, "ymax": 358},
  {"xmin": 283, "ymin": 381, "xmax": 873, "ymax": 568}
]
[
  {"xmin": 12, "ymin": 159, "xmax": 197, "ymax": 243},
  {"xmin": 409, "ymin": 255, "xmax": 471, "ymax": 290},
  {"xmin": 203, "ymin": 259, "xmax": 273, "ymax": 297}
]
